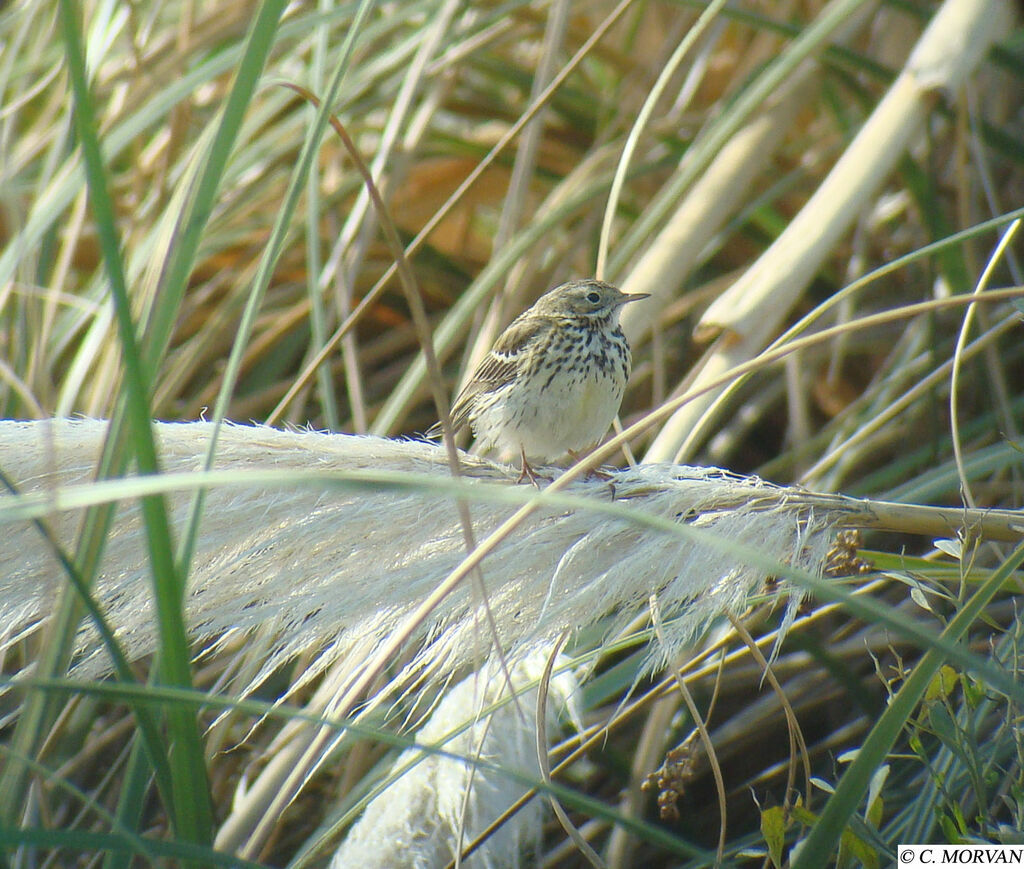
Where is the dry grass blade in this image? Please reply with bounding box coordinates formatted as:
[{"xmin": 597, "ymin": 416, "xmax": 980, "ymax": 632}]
[{"xmin": 647, "ymin": 0, "xmax": 1016, "ymax": 462}]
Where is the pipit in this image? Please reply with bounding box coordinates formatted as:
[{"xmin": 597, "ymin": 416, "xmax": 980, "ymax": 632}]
[{"xmin": 428, "ymin": 279, "xmax": 649, "ymax": 483}]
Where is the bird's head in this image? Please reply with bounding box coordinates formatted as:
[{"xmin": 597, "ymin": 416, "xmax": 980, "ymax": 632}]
[{"xmin": 535, "ymin": 279, "xmax": 649, "ymax": 323}]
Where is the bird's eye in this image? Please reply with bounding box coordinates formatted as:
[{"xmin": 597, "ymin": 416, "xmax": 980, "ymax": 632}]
[{"xmin": 586, "ymin": 291, "xmax": 601, "ymax": 303}]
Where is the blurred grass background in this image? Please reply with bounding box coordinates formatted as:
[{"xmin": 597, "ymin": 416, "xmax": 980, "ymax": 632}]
[{"xmin": 2, "ymin": 0, "xmax": 1024, "ymax": 866}]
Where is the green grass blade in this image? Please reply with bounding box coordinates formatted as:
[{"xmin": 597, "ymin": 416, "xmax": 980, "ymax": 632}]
[
  {"xmin": 174, "ymin": 0, "xmax": 377, "ymax": 575},
  {"xmin": 2, "ymin": 828, "xmax": 265, "ymax": 868},
  {"xmin": 50, "ymin": 0, "xmax": 211, "ymax": 846},
  {"xmin": 791, "ymin": 540, "xmax": 1024, "ymax": 867}
]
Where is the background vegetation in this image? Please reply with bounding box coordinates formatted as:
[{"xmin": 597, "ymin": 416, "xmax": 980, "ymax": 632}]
[{"xmin": 1, "ymin": 0, "xmax": 1023, "ymax": 866}]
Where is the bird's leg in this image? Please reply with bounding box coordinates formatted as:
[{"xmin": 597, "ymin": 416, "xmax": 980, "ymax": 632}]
[
  {"xmin": 516, "ymin": 446, "xmax": 544, "ymax": 486},
  {"xmin": 568, "ymin": 448, "xmax": 613, "ymax": 481}
]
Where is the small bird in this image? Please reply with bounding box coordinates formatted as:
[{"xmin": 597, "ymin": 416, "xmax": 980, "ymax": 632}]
[{"xmin": 428, "ymin": 279, "xmax": 649, "ymax": 483}]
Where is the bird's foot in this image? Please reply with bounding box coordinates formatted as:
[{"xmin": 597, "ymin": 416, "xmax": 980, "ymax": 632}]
[
  {"xmin": 567, "ymin": 449, "xmax": 614, "ymax": 481},
  {"xmin": 516, "ymin": 449, "xmax": 548, "ymax": 486}
]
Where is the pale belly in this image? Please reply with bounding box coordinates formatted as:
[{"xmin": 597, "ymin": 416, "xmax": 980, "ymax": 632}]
[{"xmin": 472, "ymin": 363, "xmax": 626, "ymax": 461}]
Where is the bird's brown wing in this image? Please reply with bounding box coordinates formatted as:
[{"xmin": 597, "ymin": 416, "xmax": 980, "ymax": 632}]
[{"xmin": 434, "ymin": 315, "xmax": 546, "ymax": 436}]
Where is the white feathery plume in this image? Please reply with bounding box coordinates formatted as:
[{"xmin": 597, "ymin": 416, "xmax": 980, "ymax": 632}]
[
  {"xmin": 329, "ymin": 649, "xmax": 581, "ymax": 869},
  {"xmin": 1, "ymin": 418, "xmax": 839, "ymax": 688}
]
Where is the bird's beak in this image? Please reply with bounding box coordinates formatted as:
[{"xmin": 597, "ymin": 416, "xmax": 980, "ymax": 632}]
[{"xmin": 622, "ymin": 292, "xmax": 651, "ymax": 303}]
